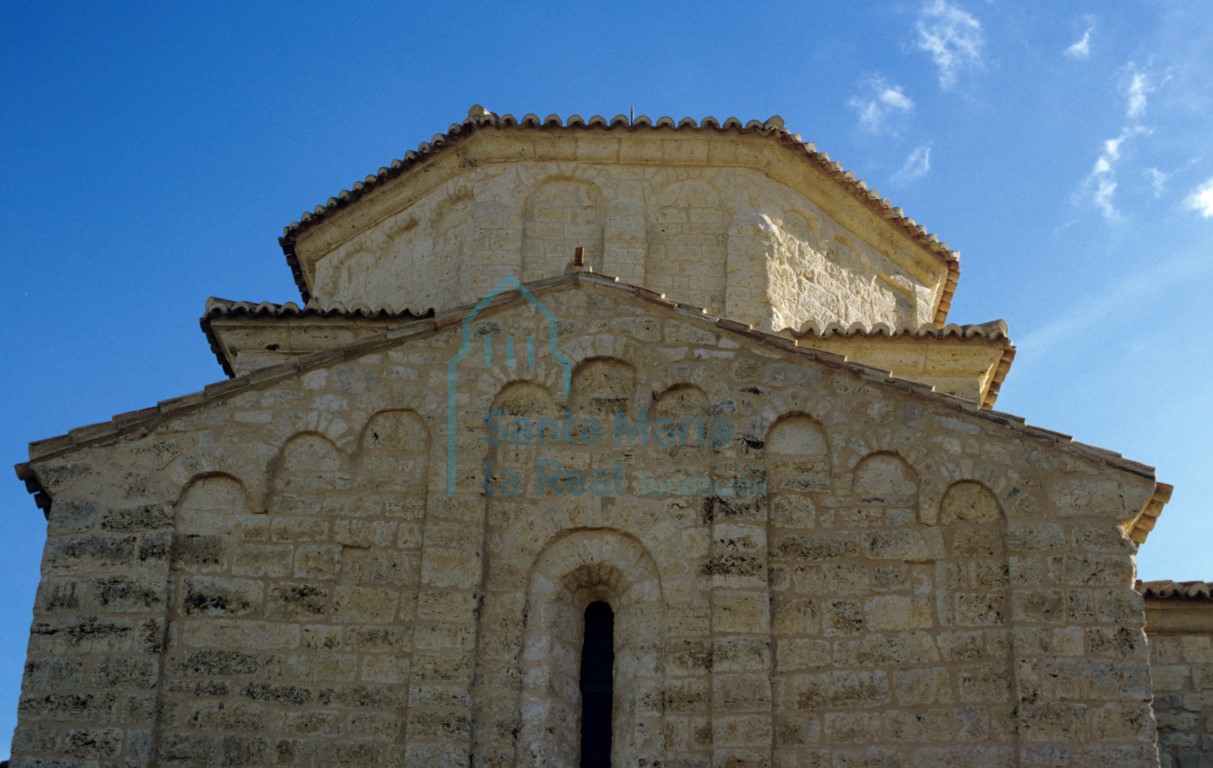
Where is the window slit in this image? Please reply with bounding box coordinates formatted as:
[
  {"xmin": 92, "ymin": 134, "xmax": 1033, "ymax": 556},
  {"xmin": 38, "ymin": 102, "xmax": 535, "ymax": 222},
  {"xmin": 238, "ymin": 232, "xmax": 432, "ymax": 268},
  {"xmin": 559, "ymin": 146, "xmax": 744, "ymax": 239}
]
[{"xmin": 580, "ymin": 600, "xmax": 614, "ymax": 767}]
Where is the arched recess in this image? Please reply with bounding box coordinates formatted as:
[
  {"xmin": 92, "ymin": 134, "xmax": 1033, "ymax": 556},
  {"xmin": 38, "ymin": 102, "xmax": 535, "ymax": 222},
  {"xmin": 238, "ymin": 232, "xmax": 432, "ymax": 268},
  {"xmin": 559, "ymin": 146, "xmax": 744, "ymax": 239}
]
[
  {"xmin": 651, "ymin": 384, "xmax": 712, "ymax": 460},
  {"xmin": 852, "ymin": 451, "xmax": 920, "ymax": 526},
  {"xmin": 333, "ymin": 240, "xmax": 379, "ymax": 304},
  {"xmin": 781, "ymin": 209, "xmax": 823, "ymax": 254},
  {"xmin": 174, "ymin": 472, "xmax": 252, "ymax": 549},
  {"xmin": 935, "ymin": 481, "xmax": 1016, "ymax": 748},
  {"xmin": 515, "ymin": 529, "xmax": 665, "ymax": 768},
  {"xmin": 414, "ymin": 190, "xmax": 475, "ymax": 311},
  {"xmin": 766, "ymin": 414, "xmax": 830, "ymax": 496},
  {"xmin": 156, "ymin": 475, "xmax": 253, "ymax": 761},
  {"xmin": 765, "ymin": 414, "xmax": 830, "ymax": 755},
  {"xmin": 354, "ymin": 407, "xmax": 431, "ymax": 575},
  {"xmin": 521, "ymin": 178, "xmax": 606, "ymax": 279},
  {"xmin": 174, "ymin": 473, "xmax": 252, "ymax": 530},
  {"xmin": 267, "ymin": 432, "xmax": 349, "ymax": 515},
  {"xmin": 309, "ymin": 225, "xmax": 385, "ymax": 305},
  {"xmin": 853, "ymin": 452, "xmax": 918, "ymax": 496},
  {"xmin": 485, "ymin": 380, "xmax": 561, "ymax": 493},
  {"xmin": 466, "ymin": 380, "xmax": 566, "ymax": 762},
  {"xmin": 572, "ymin": 357, "xmax": 636, "ymax": 423},
  {"xmin": 645, "ymin": 179, "xmax": 727, "ymax": 314},
  {"xmin": 357, "ymin": 409, "xmax": 431, "ymax": 493}
]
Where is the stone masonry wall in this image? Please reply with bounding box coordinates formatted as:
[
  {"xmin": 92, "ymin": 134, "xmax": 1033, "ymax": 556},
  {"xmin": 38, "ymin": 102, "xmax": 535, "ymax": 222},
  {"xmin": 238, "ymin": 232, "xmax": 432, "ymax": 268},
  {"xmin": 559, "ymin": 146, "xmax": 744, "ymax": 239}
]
[
  {"xmin": 12, "ymin": 280, "xmax": 1158, "ymax": 767},
  {"xmin": 303, "ymin": 132, "xmax": 942, "ymax": 334},
  {"xmin": 1146, "ymin": 598, "xmax": 1213, "ymax": 767}
]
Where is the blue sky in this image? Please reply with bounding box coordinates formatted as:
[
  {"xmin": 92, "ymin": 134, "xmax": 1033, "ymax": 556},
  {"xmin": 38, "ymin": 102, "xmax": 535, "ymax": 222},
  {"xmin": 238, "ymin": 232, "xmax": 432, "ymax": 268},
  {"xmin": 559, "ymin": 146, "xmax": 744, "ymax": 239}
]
[{"xmin": 2, "ymin": 1, "xmax": 1211, "ymax": 755}]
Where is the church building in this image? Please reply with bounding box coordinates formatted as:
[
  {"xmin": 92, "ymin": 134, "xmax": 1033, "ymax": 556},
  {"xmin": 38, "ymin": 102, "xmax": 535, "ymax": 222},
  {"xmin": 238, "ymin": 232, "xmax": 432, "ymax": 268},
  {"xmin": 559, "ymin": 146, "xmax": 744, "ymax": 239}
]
[{"xmin": 11, "ymin": 106, "xmax": 1208, "ymax": 767}]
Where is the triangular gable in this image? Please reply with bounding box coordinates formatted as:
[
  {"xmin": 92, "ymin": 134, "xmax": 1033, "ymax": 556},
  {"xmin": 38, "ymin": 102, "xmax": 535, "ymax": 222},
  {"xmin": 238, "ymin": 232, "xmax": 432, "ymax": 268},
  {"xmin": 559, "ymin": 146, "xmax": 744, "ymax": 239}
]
[{"xmin": 20, "ymin": 272, "xmax": 1165, "ymax": 544}]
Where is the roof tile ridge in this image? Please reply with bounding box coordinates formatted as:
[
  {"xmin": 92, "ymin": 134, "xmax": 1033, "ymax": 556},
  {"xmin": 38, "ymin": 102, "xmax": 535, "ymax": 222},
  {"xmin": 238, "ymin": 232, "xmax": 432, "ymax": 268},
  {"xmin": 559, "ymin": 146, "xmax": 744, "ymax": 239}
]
[
  {"xmin": 1137, "ymin": 579, "xmax": 1213, "ymax": 599},
  {"xmin": 204, "ymin": 296, "xmax": 238, "ymax": 314}
]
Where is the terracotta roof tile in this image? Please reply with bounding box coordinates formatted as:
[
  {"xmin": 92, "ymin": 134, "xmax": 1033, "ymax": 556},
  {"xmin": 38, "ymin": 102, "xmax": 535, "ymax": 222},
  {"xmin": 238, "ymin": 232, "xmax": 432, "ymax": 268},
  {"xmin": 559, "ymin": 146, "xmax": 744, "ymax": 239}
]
[
  {"xmin": 1137, "ymin": 580, "xmax": 1213, "ymax": 600},
  {"xmin": 789, "ymin": 319, "xmax": 1015, "ymax": 409},
  {"xmin": 203, "ymin": 297, "xmax": 429, "ymax": 320},
  {"xmin": 791, "ymin": 319, "xmax": 1009, "ymax": 341},
  {"xmin": 200, "ymin": 298, "xmax": 432, "ymax": 378}
]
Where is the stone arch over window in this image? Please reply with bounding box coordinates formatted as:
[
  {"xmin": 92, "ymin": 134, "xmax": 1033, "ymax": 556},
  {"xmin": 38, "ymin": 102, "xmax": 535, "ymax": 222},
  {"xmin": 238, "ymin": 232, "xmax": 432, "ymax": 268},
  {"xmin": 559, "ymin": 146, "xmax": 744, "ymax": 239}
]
[
  {"xmin": 645, "ymin": 179, "xmax": 727, "ymax": 315},
  {"xmin": 521, "ymin": 177, "xmax": 606, "ymax": 279},
  {"xmin": 516, "ymin": 529, "xmax": 665, "ymax": 767}
]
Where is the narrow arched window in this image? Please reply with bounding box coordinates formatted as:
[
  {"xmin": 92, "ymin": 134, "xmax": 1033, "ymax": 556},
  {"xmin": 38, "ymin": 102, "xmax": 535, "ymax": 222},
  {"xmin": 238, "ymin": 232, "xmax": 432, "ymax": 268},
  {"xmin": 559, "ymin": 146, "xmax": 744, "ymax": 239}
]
[{"xmin": 580, "ymin": 600, "xmax": 614, "ymax": 767}]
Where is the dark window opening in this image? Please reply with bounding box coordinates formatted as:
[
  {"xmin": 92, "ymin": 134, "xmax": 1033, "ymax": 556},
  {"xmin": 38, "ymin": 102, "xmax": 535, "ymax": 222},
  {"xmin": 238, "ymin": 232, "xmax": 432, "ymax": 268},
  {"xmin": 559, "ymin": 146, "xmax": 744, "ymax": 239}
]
[{"xmin": 580, "ymin": 600, "xmax": 614, "ymax": 767}]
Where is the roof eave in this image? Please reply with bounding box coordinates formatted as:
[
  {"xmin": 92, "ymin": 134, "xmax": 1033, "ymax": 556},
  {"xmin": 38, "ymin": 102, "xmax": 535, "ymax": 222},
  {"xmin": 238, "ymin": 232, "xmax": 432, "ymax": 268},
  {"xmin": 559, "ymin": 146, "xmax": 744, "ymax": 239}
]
[{"xmin": 1125, "ymin": 481, "xmax": 1174, "ymax": 545}]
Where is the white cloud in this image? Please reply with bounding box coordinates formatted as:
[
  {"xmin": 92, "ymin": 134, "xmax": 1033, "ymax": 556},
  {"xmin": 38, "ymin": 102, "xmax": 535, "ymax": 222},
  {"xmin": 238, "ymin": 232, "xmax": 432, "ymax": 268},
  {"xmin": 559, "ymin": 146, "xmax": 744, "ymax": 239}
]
[
  {"xmin": 1125, "ymin": 65, "xmax": 1150, "ymax": 119},
  {"xmin": 1064, "ymin": 27, "xmax": 1092, "ymax": 60},
  {"xmin": 1186, "ymin": 177, "xmax": 1213, "ymax": 218},
  {"xmin": 1081, "ymin": 127, "xmax": 1149, "ymax": 220},
  {"xmin": 848, "ymin": 76, "xmax": 914, "ymax": 133},
  {"xmin": 1147, "ymin": 167, "xmax": 1167, "ymax": 198},
  {"xmin": 1121, "ymin": 63, "xmax": 1172, "ymax": 120},
  {"xmin": 893, "ymin": 145, "xmax": 932, "ymax": 184},
  {"xmin": 914, "ymin": 0, "xmax": 984, "ymax": 90}
]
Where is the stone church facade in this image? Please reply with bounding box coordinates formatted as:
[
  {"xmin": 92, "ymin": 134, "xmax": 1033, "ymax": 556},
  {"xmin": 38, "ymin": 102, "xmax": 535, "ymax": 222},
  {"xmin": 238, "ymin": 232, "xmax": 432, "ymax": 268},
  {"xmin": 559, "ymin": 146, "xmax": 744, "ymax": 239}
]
[{"xmin": 9, "ymin": 107, "xmax": 1205, "ymax": 766}]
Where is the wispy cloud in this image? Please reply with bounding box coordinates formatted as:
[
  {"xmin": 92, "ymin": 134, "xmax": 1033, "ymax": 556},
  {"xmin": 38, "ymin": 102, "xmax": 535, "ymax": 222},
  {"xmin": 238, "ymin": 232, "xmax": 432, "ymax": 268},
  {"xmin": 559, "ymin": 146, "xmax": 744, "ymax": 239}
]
[
  {"xmin": 1121, "ymin": 62, "xmax": 1172, "ymax": 120},
  {"xmin": 1017, "ymin": 248, "xmax": 1211, "ymax": 360},
  {"xmin": 914, "ymin": 0, "xmax": 984, "ymax": 90},
  {"xmin": 1125, "ymin": 65, "xmax": 1151, "ymax": 119},
  {"xmin": 1064, "ymin": 24, "xmax": 1092, "ymax": 60},
  {"xmin": 848, "ymin": 76, "xmax": 914, "ymax": 133},
  {"xmin": 1081, "ymin": 127, "xmax": 1149, "ymax": 220},
  {"xmin": 1147, "ymin": 167, "xmax": 1168, "ymax": 197},
  {"xmin": 893, "ymin": 145, "xmax": 932, "ymax": 184},
  {"xmin": 1186, "ymin": 177, "xmax": 1213, "ymax": 218}
]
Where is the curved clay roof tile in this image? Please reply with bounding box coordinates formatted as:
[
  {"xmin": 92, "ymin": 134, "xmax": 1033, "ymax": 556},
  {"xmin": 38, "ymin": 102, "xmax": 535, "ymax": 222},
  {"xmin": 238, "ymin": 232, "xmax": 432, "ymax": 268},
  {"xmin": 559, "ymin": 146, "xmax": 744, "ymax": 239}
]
[{"xmin": 1137, "ymin": 580, "xmax": 1213, "ymax": 599}]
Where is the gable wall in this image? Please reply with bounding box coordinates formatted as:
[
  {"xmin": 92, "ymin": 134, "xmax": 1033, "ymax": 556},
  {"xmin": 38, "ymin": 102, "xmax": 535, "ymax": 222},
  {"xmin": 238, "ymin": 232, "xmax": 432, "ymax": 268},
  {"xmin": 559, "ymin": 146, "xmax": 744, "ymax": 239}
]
[{"xmin": 12, "ymin": 284, "xmax": 1158, "ymax": 767}]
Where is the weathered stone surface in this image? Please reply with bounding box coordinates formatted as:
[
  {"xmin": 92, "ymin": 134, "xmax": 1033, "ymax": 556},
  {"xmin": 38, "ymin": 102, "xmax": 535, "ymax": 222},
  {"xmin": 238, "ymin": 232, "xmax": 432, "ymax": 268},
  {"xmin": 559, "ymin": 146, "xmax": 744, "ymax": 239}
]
[{"xmin": 10, "ymin": 113, "xmax": 1180, "ymax": 767}]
